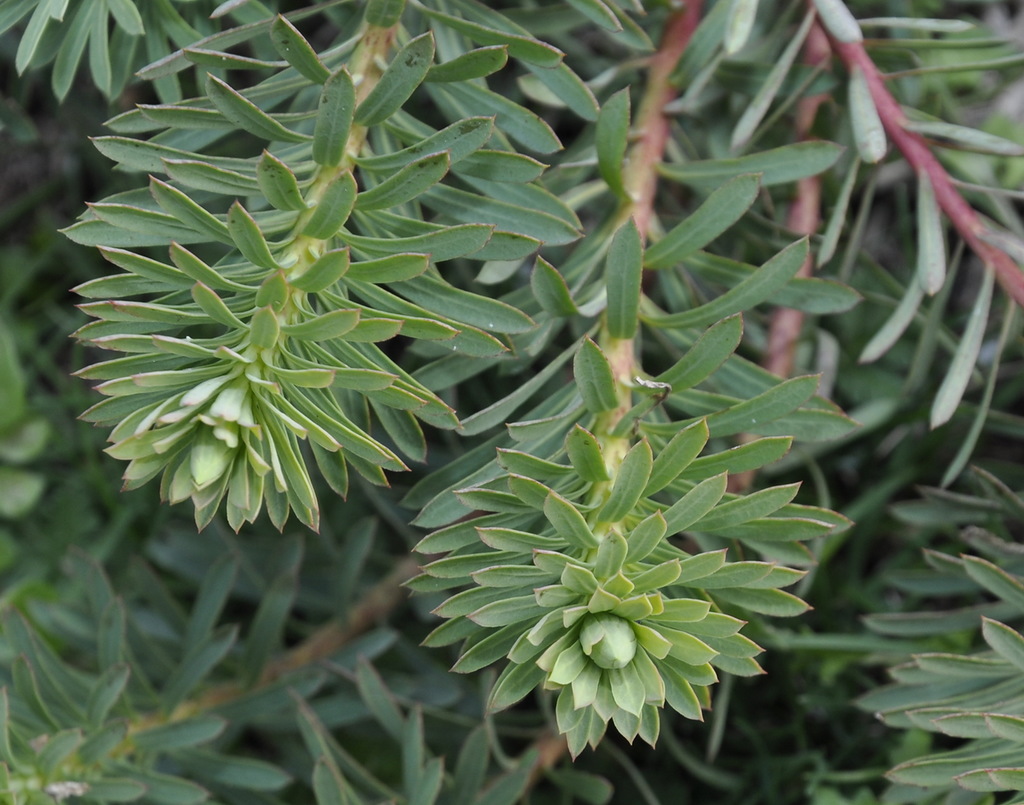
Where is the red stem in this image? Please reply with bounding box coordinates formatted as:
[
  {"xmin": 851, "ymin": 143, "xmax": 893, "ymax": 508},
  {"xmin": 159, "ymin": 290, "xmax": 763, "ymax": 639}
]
[{"xmin": 828, "ymin": 34, "xmax": 1024, "ymax": 308}]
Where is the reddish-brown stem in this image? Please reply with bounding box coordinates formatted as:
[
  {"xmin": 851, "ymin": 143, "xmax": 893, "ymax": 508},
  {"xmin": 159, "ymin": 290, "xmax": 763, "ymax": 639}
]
[
  {"xmin": 627, "ymin": 0, "xmax": 704, "ymax": 239},
  {"xmin": 764, "ymin": 20, "xmax": 832, "ymax": 380},
  {"xmin": 827, "ymin": 32, "xmax": 1024, "ymax": 308}
]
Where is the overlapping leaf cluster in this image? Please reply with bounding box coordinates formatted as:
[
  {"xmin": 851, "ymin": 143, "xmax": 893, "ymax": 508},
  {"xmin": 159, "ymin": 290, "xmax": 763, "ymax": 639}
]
[
  {"xmin": 68, "ymin": 0, "xmax": 572, "ymax": 531},
  {"xmin": 860, "ymin": 470, "xmax": 1024, "ymax": 804}
]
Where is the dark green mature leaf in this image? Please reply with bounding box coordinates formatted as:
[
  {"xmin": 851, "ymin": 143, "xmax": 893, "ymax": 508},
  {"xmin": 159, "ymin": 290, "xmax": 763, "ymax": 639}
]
[
  {"xmin": 206, "ymin": 75, "xmax": 310, "ymax": 143},
  {"xmin": 574, "ymin": 338, "xmax": 619, "ymax": 413},
  {"xmin": 314, "ymin": 68, "xmax": 356, "ymax": 167},
  {"xmin": 596, "ymin": 88, "xmax": 630, "ymax": 197},
  {"xmin": 271, "ymin": 15, "xmax": 330, "ymax": 84},
  {"xmin": 605, "ymin": 219, "xmax": 643, "ymax": 339}
]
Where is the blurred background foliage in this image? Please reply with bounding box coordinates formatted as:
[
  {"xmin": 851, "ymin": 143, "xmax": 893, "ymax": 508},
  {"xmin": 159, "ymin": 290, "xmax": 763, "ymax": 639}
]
[{"xmin": 0, "ymin": 0, "xmax": 1023, "ymax": 803}]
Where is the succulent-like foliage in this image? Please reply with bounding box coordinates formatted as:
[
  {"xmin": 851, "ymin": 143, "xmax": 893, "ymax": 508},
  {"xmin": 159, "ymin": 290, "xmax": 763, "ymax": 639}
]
[{"xmin": 861, "ymin": 471, "xmax": 1024, "ymax": 804}]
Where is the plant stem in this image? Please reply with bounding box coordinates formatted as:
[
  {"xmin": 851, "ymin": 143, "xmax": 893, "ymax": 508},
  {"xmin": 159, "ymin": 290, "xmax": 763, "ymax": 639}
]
[{"xmin": 822, "ymin": 21, "xmax": 1024, "ymax": 308}]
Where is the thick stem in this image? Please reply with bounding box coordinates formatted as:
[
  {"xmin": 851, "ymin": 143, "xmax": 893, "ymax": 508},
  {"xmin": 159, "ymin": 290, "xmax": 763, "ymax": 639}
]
[{"xmin": 826, "ymin": 27, "xmax": 1024, "ymax": 308}]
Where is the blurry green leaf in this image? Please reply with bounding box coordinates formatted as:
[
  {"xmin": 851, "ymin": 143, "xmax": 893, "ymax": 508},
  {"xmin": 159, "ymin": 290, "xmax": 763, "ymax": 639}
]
[
  {"xmin": 915, "ymin": 171, "xmax": 945, "ymax": 294},
  {"xmin": 731, "ymin": 9, "xmax": 812, "ymax": 148},
  {"xmin": 930, "ymin": 267, "xmax": 993, "ymax": 427},
  {"xmin": 813, "ymin": 0, "xmax": 862, "ymax": 44},
  {"xmin": 660, "ymin": 143, "xmax": 843, "ymax": 189},
  {"xmin": 849, "ymin": 66, "xmax": 886, "ymax": 163},
  {"xmin": 724, "ymin": 0, "xmax": 760, "ymax": 55},
  {"xmin": 904, "ymin": 119, "xmax": 1024, "ymax": 156},
  {"xmin": 0, "ymin": 468, "xmax": 45, "ymax": 519}
]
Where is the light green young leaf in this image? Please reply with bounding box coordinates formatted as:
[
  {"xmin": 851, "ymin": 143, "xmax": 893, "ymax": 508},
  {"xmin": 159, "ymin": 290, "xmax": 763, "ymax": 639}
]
[
  {"xmin": 257, "ymin": 151, "xmax": 308, "ymax": 212},
  {"xmin": 566, "ymin": 425, "xmax": 609, "ymax": 483},
  {"xmin": 304, "ymin": 172, "xmax": 358, "ymax": 238},
  {"xmin": 597, "ymin": 439, "xmax": 653, "ymax": 523}
]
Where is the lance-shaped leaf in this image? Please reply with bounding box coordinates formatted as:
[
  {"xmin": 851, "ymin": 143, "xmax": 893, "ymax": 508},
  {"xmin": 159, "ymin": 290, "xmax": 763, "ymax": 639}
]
[
  {"xmin": 270, "ymin": 15, "xmax": 330, "ymax": 84},
  {"xmin": 192, "ymin": 283, "xmax": 245, "ymax": 329},
  {"xmin": 662, "ymin": 473, "xmax": 729, "ymax": 534},
  {"xmin": 858, "ymin": 279, "xmax": 924, "ymax": 363},
  {"xmin": 566, "ymin": 425, "xmax": 609, "ymax": 482},
  {"xmin": 257, "ymin": 151, "xmax": 307, "ymax": 212},
  {"xmin": 150, "ymin": 179, "xmax": 231, "ymax": 244},
  {"xmin": 646, "ymin": 419, "xmax": 710, "ymax": 495},
  {"xmin": 724, "ymin": 0, "xmax": 760, "ymax": 54},
  {"xmin": 849, "ymin": 66, "xmax": 886, "ymax": 163},
  {"xmin": 420, "ymin": 8, "xmax": 562, "ymax": 68},
  {"xmin": 930, "ymin": 267, "xmax": 993, "ymax": 428},
  {"xmin": 356, "ymin": 152, "xmax": 450, "ymax": 210},
  {"xmin": 814, "ymin": 0, "xmax": 863, "ymax": 43},
  {"xmin": 427, "ymin": 45, "xmax": 508, "ymax": 82},
  {"xmin": 532, "ymin": 258, "xmax": 578, "ymax": 316},
  {"xmin": 660, "ymin": 142, "xmax": 843, "ymax": 189},
  {"xmin": 227, "ymin": 202, "xmax": 280, "ymax": 270},
  {"xmin": 595, "ymin": 88, "xmax": 630, "ymax": 197},
  {"xmin": 544, "ymin": 491, "xmax": 599, "ymax": 549},
  {"xmin": 645, "ymin": 175, "xmax": 760, "ymax": 269},
  {"xmin": 291, "ymin": 248, "xmax": 349, "ymax": 292},
  {"xmin": 303, "ymin": 172, "xmax": 358, "ymax": 238},
  {"xmin": 206, "ymin": 74, "xmax": 310, "ymax": 143},
  {"xmin": 605, "ymin": 218, "xmax": 643, "ymax": 339},
  {"xmin": 596, "ymin": 439, "xmax": 653, "ymax": 523},
  {"xmin": 574, "ymin": 338, "xmax": 619, "ymax": 413},
  {"xmin": 356, "ymin": 33, "xmax": 435, "ymax": 126},
  {"xmin": 915, "ymin": 171, "xmax": 946, "ymax": 295},
  {"xmin": 648, "ymin": 240, "xmax": 808, "ymax": 330},
  {"xmin": 657, "ymin": 315, "xmax": 742, "ymax": 390},
  {"xmin": 313, "ymin": 67, "xmax": 355, "ymax": 167}
]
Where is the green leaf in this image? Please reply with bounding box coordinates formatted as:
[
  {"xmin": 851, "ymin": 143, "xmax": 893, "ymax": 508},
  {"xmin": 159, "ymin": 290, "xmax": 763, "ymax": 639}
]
[
  {"xmin": 544, "ymin": 491, "xmax": 599, "ymax": 550},
  {"xmin": 813, "ymin": 0, "xmax": 862, "ymax": 44},
  {"xmin": 660, "ymin": 142, "xmax": 843, "ymax": 189},
  {"xmin": 715, "ymin": 587, "xmax": 809, "ymax": 617},
  {"xmin": 605, "ymin": 219, "xmax": 643, "ymax": 339},
  {"xmin": 228, "ymin": 202, "xmax": 280, "ymax": 270},
  {"xmin": 597, "ymin": 439, "xmax": 653, "ymax": 523},
  {"xmin": 574, "ymin": 338, "xmax": 619, "ymax": 413},
  {"xmin": 566, "ymin": 425, "xmax": 610, "ymax": 483},
  {"xmin": 421, "ymin": 8, "xmax": 562, "ymax": 68},
  {"xmin": 291, "ymin": 248, "xmax": 350, "ymax": 292},
  {"xmin": 532, "ymin": 258, "xmax": 578, "ymax": 316},
  {"xmin": 427, "ymin": 45, "xmax": 508, "ymax": 82},
  {"xmin": 456, "ymin": 150, "xmax": 546, "ymax": 183},
  {"xmin": 915, "ymin": 171, "xmax": 945, "ymax": 295},
  {"xmin": 304, "ymin": 172, "xmax": 358, "ymax": 238},
  {"xmin": 981, "ymin": 618, "xmax": 1024, "ymax": 672},
  {"xmin": 431, "ymin": 82, "xmax": 562, "ymax": 153},
  {"xmin": 662, "ymin": 473, "xmax": 728, "ymax": 534},
  {"xmin": 150, "ymin": 179, "xmax": 231, "ymax": 244},
  {"xmin": 904, "ymin": 119, "xmax": 1024, "ymax": 156},
  {"xmin": 646, "ymin": 419, "xmax": 710, "ymax": 495},
  {"xmin": 346, "ymin": 254, "xmax": 428, "ymax": 283},
  {"xmin": 357, "ymin": 152, "xmax": 450, "ymax": 210},
  {"xmin": 648, "ymin": 240, "xmax": 808, "ymax": 330},
  {"xmin": 206, "ymin": 74, "xmax": 310, "ymax": 143},
  {"xmin": 133, "ymin": 716, "xmax": 227, "ymax": 751},
  {"xmin": 730, "ymin": 9, "xmax": 813, "ymax": 148},
  {"xmin": 314, "ymin": 68, "xmax": 356, "ymax": 167},
  {"xmin": 930, "ymin": 267, "xmax": 993, "ymax": 428},
  {"xmin": 595, "ymin": 88, "xmax": 630, "ymax": 197},
  {"xmin": 487, "ymin": 661, "xmax": 547, "ymax": 712},
  {"xmin": 848, "ymin": 66, "xmax": 886, "ymax": 163},
  {"xmin": 357, "ymin": 33, "xmax": 435, "ymax": 126},
  {"xmin": 257, "ymin": 151, "xmax": 308, "ymax": 212},
  {"xmin": 645, "ymin": 175, "xmax": 761, "ymax": 269},
  {"xmin": 964, "ymin": 555, "xmax": 1024, "ymax": 613},
  {"xmin": 703, "ymin": 375, "xmax": 820, "ymax": 438},
  {"xmin": 271, "ymin": 15, "xmax": 330, "ymax": 84}
]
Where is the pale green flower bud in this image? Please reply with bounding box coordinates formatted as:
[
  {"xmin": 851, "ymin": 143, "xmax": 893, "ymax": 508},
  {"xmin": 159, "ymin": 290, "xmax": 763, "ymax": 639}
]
[{"xmin": 579, "ymin": 613, "xmax": 637, "ymax": 670}]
